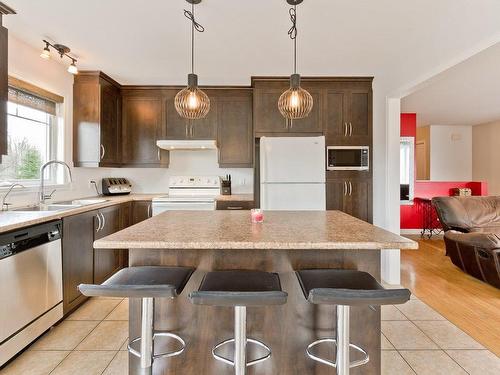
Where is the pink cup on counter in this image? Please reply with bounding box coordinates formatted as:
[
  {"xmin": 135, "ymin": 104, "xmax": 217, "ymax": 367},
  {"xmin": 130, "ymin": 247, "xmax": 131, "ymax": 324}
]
[{"xmin": 251, "ymin": 209, "xmax": 264, "ymax": 223}]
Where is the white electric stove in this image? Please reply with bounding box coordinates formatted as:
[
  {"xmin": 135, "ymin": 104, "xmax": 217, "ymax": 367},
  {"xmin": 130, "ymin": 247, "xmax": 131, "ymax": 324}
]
[{"xmin": 152, "ymin": 176, "xmax": 220, "ymax": 215}]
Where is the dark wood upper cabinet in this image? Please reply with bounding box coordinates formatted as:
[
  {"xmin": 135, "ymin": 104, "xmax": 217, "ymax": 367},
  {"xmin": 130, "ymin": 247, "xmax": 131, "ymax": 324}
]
[
  {"xmin": 164, "ymin": 89, "xmax": 217, "ymax": 140},
  {"xmin": 121, "ymin": 89, "xmax": 168, "ymax": 167},
  {"xmin": 349, "ymin": 90, "xmax": 370, "ymax": 139},
  {"xmin": 253, "ymin": 87, "xmax": 289, "ymax": 134},
  {"xmin": 0, "ymin": 10, "xmax": 13, "ymax": 159},
  {"xmin": 62, "ymin": 210, "xmax": 96, "ymax": 314},
  {"xmin": 73, "ymin": 72, "xmax": 121, "ymax": 167},
  {"xmin": 324, "ymin": 90, "xmax": 347, "ymax": 143},
  {"xmin": 217, "ymin": 90, "xmax": 253, "ymax": 167}
]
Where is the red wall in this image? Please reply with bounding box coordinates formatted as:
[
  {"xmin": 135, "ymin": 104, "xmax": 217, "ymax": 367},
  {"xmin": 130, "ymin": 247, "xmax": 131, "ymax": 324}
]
[{"xmin": 399, "ymin": 113, "xmax": 488, "ymax": 229}]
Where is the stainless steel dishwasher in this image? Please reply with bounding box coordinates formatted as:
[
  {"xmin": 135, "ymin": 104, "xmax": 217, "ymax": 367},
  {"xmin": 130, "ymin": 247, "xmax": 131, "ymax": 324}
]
[{"xmin": 0, "ymin": 220, "xmax": 63, "ymax": 366}]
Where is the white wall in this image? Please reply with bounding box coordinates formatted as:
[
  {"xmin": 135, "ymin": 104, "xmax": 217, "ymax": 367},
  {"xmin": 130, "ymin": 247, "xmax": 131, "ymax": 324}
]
[
  {"xmin": 429, "ymin": 125, "xmax": 472, "ymax": 181},
  {"xmin": 473, "ymin": 120, "xmax": 500, "ymax": 195},
  {"xmin": 4, "ymin": 35, "xmax": 253, "ymax": 208}
]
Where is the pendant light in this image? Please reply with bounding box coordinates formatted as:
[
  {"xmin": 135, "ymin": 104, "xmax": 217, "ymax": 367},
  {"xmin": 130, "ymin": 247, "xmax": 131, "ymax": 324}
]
[
  {"xmin": 278, "ymin": 0, "xmax": 313, "ymax": 120},
  {"xmin": 175, "ymin": 0, "xmax": 210, "ymax": 120}
]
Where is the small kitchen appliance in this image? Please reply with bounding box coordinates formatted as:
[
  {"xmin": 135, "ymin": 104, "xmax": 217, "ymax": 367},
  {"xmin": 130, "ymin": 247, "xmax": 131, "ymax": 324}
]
[
  {"xmin": 260, "ymin": 136, "xmax": 326, "ymax": 210},
  {"xmin": 327, "ymin": 146, "xmax": 369, "ymax": 171},
  {"xmin": 152, "ymin": 176, "xmax": 220, "ymax": 215},
  {"xmin": 221, "ymin": 175, "xmax": 231, "ymax": 195},
  {"xmin": 102, "ymin": 178, "xmax": 132, "ymax": 196}
]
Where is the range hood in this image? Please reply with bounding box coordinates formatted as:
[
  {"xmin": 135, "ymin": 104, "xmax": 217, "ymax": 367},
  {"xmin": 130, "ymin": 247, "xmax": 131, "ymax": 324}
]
[{"xmin": 156, "ymin": 140, "xmax": 217, "ymax": 151}]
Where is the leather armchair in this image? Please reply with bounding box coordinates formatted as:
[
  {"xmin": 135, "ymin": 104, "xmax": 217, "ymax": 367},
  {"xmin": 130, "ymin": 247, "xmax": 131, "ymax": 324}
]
[{"xmin": 432, "ymin": 196, "xmax": 500, "ymax": 288}]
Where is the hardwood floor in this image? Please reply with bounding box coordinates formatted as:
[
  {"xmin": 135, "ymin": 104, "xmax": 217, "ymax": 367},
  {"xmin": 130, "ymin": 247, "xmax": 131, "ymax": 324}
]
[{"xmin": 401, "ymin": 236, "xmax": 500, "ymax": 356}]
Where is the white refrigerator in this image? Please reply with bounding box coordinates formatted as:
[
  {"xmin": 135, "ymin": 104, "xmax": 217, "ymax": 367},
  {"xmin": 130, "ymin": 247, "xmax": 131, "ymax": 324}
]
[{"xmin": 260, "ymin": 136, "xmax": 326, "ymax": 210}]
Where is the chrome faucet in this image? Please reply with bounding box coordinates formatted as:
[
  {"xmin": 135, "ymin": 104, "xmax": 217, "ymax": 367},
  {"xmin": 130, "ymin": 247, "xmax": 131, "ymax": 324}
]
[
  {"xmin": 39, "ymin": 160, "xmax": 73, "ymax": 204},
  {"xmin": 2, "ymin": 183, "xmax": 25, "ymax": 211}
]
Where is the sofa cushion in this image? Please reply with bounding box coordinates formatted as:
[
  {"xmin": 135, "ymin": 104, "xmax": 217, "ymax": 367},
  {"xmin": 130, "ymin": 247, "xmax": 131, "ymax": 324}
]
[{"xmin": 432, "ymin": 196, "xmax": 500, "ymax": 232}]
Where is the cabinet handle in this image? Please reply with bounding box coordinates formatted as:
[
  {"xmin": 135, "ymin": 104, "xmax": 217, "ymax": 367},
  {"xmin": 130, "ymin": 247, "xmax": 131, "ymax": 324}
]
[
  {"xmin": 96, "ymin": 213, "xmax": 102, "ymax": 232},
  {"xmin": 100, "ymin": 144, "xmax": 106, "ymax": 160},
  {"xmin": 349, "ymin": 181, "xmax": 353, "ymax": 196},
  {"xmin": 343, "ymin": 122, "xmax": 348, "ymax": 136},
  {"xmin": 227, "ymin": 206, "xmax": 244, "ymax": 210},
  {"xmin": 157, "ymin": 148, "xmax": 161, "ymax": 161},
  {"xmin": 285, "ymin": 119, "xmax": 288, "ymax": 130},
  {"xmin": 289, "ymin": 119, "xmax": 293, "ymax": 129},
  {"xmin": 147, "ymin": 204, "xmax": 151, "ymax": 218},
  {"xmin": 185, "ymin": 123, "xmax": 189, "ymax": 138},
  {"xmin": 349, "ymin": 122, "xmax": 353, "ymax": 136},
  {"xmin": 100, "ymin": 212, "xmax": 106, "ymax": 230},
  {"xmin": 343, "ymin": 181, "xmax": 347, "ymax": 196}
]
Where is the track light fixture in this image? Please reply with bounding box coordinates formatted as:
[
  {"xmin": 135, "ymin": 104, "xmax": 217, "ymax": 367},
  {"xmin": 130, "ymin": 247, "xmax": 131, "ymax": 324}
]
[
  {"xmin": 40, "ymin": 39, "xmax": 78, "ymax": 74},
  {"xmin": 278, "ymin": 0, "xmax": 313, "ymax": 120},
  {"xmin": 175, "ymin": 0, "xmax": 210, "ymax": 120}
]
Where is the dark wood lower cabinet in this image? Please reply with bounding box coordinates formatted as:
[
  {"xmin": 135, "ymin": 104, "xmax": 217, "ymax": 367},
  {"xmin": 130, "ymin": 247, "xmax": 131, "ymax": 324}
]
[
  {"xmin": 327, "ymin": 178, "xmax": 372, "ymax": 223},
  {"xmin": 132, "ymin": 200, "xmax": 152, "ymax": 224},
  {"xmin": 94, "ymin": 205, "xmax": 123, "ymax": 284},
  {"xmin": 62, "ymin": 210, "xmax": 96, "ymax": 314},
  {"xmin": 62, "ymin": 201, "xmax": 149, "ymax": 314}
]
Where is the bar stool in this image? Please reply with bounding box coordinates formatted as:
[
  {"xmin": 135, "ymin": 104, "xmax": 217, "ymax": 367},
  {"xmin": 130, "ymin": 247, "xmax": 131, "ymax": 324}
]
[
  {"xmin": 79, "ymin": 266, "xmax": 194, "ymax": 372},
  {"xmin": 189, "ymin": 270, "xmax": 288, "ymax": 375},
  {"xmin": 296, "ymin": 269, "xmax": 410, "ymax": 375}
]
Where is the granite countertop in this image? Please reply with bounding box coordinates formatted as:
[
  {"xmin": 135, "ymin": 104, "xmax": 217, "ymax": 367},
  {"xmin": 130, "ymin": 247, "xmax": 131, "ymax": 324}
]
[
  {"xmin": 215, "ymin": 194, "xmax": 254, "ymax": 202},
  {"xmin": 94, "ymin": 210, "xmax": 418, "ymax": 250},
  {"xmin": 0, "ymin": 194, "xmax": 164, "ymax": 234}
]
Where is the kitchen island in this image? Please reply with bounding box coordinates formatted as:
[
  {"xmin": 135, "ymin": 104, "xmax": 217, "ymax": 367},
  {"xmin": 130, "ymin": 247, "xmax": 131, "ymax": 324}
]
[{"xmin": 94, "ymin": 210, "xmax": 417, "ymax": 375}]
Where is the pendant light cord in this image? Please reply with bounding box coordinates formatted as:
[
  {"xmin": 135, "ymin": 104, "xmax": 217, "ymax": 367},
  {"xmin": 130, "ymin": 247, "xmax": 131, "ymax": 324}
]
[
  {"xmin": 183, "ymin": 4, "xmax": 205, "ymax": 74},
  {"xmin": 288, "ymin": 6, "xmax": 297, "ymax": 74}
]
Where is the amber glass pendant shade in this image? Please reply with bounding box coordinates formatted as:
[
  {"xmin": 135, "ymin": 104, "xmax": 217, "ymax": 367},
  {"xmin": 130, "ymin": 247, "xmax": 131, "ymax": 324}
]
[
  {"xmin": 278, "ymin": 74, "xmax": 313, "ymax": 119},
  {"xmin": 175, "ymin": 74, "xmax": 210, "ymax": 120}
]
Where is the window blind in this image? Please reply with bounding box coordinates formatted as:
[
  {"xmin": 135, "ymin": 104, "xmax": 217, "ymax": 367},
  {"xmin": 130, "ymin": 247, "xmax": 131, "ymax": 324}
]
[{"xmin": 7, "ymin": 86, "xmax": 57, "ymax": 115}]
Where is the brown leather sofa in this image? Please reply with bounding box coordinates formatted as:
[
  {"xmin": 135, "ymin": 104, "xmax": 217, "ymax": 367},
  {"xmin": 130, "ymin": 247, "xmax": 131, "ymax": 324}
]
[{"xmin": 432, "ymin": 196, "xmax": 500, "ymax": 288}]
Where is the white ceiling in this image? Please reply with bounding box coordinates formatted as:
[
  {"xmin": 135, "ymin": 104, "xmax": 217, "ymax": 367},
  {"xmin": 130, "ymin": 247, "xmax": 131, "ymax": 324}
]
[
  {"xmin": 402, "ymin": 41, "xmax": 500, "ymax": 127},
  {"xmin": 4, "ymin": 0, "xmax": 500, "ymax": 95}
]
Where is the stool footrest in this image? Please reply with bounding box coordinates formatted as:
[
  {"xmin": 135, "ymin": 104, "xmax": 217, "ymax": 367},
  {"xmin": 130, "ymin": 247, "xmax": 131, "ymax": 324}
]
[
  {"xmin": 212, "ymin": 337, "xmax": 271, "ymax": 367},
  {"xmin": 128, "ymin": 331, "xmax": 186, "ymax": 360},
  {"xmin": 306, "ymin": 338, "xmax": 369, "ymax": 369}
]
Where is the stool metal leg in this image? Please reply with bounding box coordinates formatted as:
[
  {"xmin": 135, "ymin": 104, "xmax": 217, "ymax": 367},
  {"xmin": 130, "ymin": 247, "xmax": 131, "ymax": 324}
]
[
  {"xmin": 336, "ymin": 305, "xmax": 350, "ymax": 375},
  {"xmin": 234, "ymin": 306, "xmax": 247, "ymax": 375},
  {"xmin": 140, "ymin": 297, "xmax": 154, "ymax": 369}
]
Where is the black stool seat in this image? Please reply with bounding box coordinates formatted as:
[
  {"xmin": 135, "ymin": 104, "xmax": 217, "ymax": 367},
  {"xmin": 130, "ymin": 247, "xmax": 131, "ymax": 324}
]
[
  {"xmin": 297, "ymin": 269, "xmax": 410, "ymax": 306},
  {"xmin": 190, "ymin": 270, "xmax": 288, "ymax": 306},
  {"xmin": 79, "ymin": 266, "xmax": 194, "ymax": 298}
]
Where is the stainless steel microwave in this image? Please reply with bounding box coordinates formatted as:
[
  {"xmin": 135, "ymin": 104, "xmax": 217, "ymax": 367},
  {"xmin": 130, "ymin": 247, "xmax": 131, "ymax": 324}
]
[{"xmin": 327, "ymin": 146, "xmax": 369, "ymax": 171}]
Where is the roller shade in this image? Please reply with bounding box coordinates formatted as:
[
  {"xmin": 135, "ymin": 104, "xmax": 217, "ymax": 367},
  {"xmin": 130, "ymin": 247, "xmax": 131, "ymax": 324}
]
[{"xmin": 8, "ymin": 86, "xmax": 57, "ymax": 115}]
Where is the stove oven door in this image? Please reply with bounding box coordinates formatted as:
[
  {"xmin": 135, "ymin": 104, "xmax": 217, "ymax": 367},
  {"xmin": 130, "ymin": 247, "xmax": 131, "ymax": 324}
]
[{"xmin": 151, "ymin": 200, "xmax": 216, "ymax": 215}]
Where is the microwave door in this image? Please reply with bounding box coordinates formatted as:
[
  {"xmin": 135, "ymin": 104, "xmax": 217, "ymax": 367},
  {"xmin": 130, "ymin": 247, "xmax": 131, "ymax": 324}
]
[{"xmin": 328, "ymin": 147, "xmax": 369, "ymax": 171}]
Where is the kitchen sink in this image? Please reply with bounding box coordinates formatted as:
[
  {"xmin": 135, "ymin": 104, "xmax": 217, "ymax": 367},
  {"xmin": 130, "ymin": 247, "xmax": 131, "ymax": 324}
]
[{"xmin": 13, "ymin": 199, "xmax": 108, "ymax": 212}]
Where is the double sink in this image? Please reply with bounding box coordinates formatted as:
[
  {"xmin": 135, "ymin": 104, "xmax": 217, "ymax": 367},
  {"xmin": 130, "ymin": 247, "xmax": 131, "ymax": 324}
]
[{"xmin": 13, "ymin": 199, "xmax": 108, "ymax": 212}]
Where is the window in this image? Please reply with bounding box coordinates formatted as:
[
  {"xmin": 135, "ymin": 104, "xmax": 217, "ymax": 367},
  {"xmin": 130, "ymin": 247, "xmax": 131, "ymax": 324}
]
[
  {"xmin": 0, "ymin": 85, "xmax": 61, "ymax": 187},
  {"xmin": 400, "ymin": 137, "xmax": 415, "ymax": 203}
]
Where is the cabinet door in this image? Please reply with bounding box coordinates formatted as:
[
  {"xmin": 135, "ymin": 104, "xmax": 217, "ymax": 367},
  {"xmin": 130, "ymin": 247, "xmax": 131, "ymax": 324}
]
[
  {"xmin": 254, "ymin": 88, "xmax": 289, "ymax": 134},
  {"xmin": 0, "ymin": 25, "xmax": 7, "ymax": 157},
  {"xmin": 324, "ymin": 90, "xmax": 348, "ymax": 143},
  {"xmin": 218, "ymin": 94, "xmax": 253, "ymax": 167},
  {"xmin": 348, "ymin": 90, "xmax": 370, "ymax": 140},
  {"xmin": 62, "ymin": 210, "xmax": 95, "ymax": 314},
  {"xmin": 122, "ymin": 94, "xmax": 168, "ymax": 167},
  {"xmin": 132, "ymin": 200, "xmax": 152, "ymax": 224},
  {"xmin": 288, "ymin": 89, "xmax": 322, "ymax": 134},
  {"xmin": 344, "ymin": 179, "xmax": 371, "ymax": 222},
  {"xmin": 99, "ymin": 81, "xmax": 120, "ymax": 165},
  {"xmin": 94, "ymin": 205, "xmax": 122, "ymax": 284},
  {"xmin": 326, "ymin": 180, "xmax": 346, "ymax": 211},
  {"xmin": 165, "ymin": 93, "xmax": 217, "ymax": 140}
]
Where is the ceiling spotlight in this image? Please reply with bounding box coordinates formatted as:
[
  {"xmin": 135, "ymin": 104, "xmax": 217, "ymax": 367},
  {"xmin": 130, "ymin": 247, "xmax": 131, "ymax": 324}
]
[
  {"xmin": 40, "ymin": 43, "xmax": 51, "ymax": 59},
  {"xmin": 40, "ymin": 39, "xmax": 79, "ymax": 75},
  {"xmin": 67, "ymin": 60, "xmax": 78, "ymax": 75}
]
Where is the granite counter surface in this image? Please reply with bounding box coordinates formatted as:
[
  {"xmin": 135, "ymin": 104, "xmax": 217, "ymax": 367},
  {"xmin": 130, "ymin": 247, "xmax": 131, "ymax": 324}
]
[
  {"xmin": 0, "ymin": 194, "xmax": 164, "ymax": 234},
  {"xmin": 94, "ymin": 210, "xmax": 418, "ymax": 250}
]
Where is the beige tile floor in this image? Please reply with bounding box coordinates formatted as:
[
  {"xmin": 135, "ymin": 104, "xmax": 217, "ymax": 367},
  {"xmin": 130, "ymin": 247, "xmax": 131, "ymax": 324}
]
[{"xmin": 1, "ymin": 295, "xmax": 500, "ymax": 374}]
